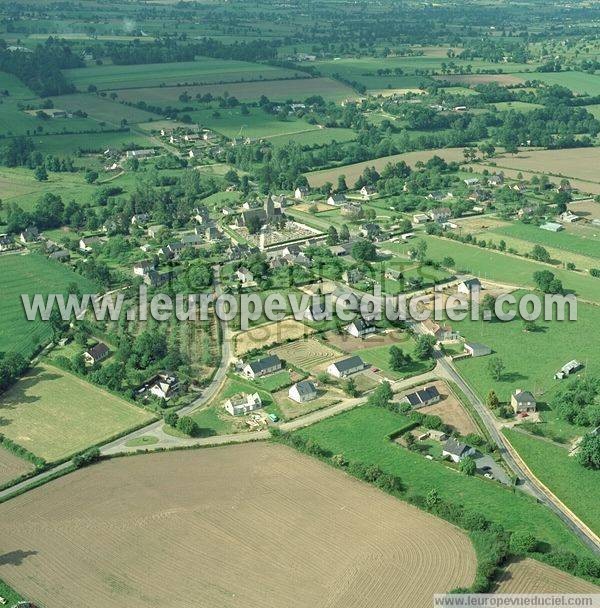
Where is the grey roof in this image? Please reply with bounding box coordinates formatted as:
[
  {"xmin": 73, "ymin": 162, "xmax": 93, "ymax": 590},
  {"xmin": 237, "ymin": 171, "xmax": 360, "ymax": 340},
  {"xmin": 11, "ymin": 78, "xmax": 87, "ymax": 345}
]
[
  {"xmin": 460, "ymin": 278, "xmax": 481, "ymax": 289},
  {"xmin": 349, "ymin": 318, "xmax": 373, "ymax": 333},
  {"xmin": 513, "ymin": 390, "xmax": 535, "ymax": 403},
  {"xmin": 86, "ymin": 343, "xmax": 109, "ymax": 361},
  {"xmin": 443, "ymin": 437, "xmax": 472, "ymax": 457},
  {"xmin": 332, "ymin": 356, "xmax": 364, "ymax": 373},
  {"xmin": 293, "ymin": 380, "xmax": 317, "ymax": 396},
  {"xmin": 405, "ymin": 385, "xmax": 440, "ymax": 406},
  {"xmin": 247, "ymin": 355, "xmax": 282, "ymax": 374}
]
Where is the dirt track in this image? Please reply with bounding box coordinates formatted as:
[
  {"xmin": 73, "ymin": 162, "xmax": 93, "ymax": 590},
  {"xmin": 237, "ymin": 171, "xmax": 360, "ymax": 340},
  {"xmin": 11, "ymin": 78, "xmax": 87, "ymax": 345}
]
[{"xmin": 0, "ymin": 443, "xmax": 476, "ymax": 608}]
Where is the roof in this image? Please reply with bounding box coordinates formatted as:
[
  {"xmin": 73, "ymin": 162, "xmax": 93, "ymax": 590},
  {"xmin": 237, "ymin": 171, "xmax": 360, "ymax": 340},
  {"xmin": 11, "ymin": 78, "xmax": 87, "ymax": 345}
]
[
  {"xmin": 348, "ymin": 318, "xmax": 373, "ymax": 332},
  {"xmin": 460, "ymin": 278, "xmax": 481, "ymax": 290},
  {"xmin": 247, "ymin": 355, "xmax": 281, "ymax": 374},
  {"xmin": 443, "ymin": 437, "xmax": 472, "ymax": 457},
  {"xmin": 331, "ymin": 356, "xmax": 364, "ymax": 372},
  {"xmin": 465, "ymin": 341, "xmax": 490, "ymax": 352},
  {"xmin": 293, "ymin": 380, "xmax": 317, "ymax": 396},
  {"xmin": 512, "ymin": 390, "xmax": 536, "ymax": 403},
  {"xmin": 86, "ymin": 343, "xmax": 109, "ymax": 360},
  {"xmin": 404, "ymin": 385, "xmax": 440, "ymax": 406}
]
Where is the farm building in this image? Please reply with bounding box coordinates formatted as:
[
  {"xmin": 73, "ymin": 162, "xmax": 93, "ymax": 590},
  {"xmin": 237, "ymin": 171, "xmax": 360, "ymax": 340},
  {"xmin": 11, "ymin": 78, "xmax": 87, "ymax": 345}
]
[
  {"xmin": 463, "ymin": 178, "xmax": 479, "ymax": 186},
  {"xmin": 560, "ymin": 211, "xmax": 580, "ymax": 223},
  {"xmin": 457, "ymin": 278, "xmax": 482, "ymax": 295},
  {"xmin": 327, "ymin": 356, "xmax": 365, "ymax": 378},
  {"xmin": 236, "ymin": 267, "xmax": 254, "ymax": 284},
  {"xmin": 84, "ymin": 343, "xmax": 110, "ymax": 366},
  {"xmin": 412, "ymin": 213, "xmax": 430, "ymax": 224},
  {"xmin": 125, "ymin": 149, "xmax": 155, "ymax": 159},
  {"xmin": 131, "ymin": 213, "xmax": 150, "ymax": 225},
  {"xmin": 243, "ymin": 355, "xmax": 283, "ymax": 379},
  {"xmin": 540, "ymin": 222, "xmax": 564, "ymax": 232},
  {"xmin": 555, "ymin": 360, "xmax": 584, "ymax": 380},
  {"xmin": 402, "ymin": 385, "xmax": 441, "ymax": 409},
  {"xmin": 79, "ymin": 236, "xmax": 102, "ymax": 252},
  {"xmin": 19, "ymin": 226, "xmax": 39, "ymax": 243},
  {"xmin": 223, "ymin": 393, "xmax": 263, "ymax": 416},
  {"xmin": 288, "ymin": 380, "xmax": 318, "ymax": 403},
  {"xmin": 464, "ymin": 342, "xmax": 491, "ymax": 358},
  {"xmin": 143, "ymin": 270, "xmax": 172, "ymax": 288},
  {"xmin": 511, "ymin": 389, "xmax": 537, "ymax": 414},
  {"xmin": 422, "ymin": 319, "xmax": 458, "ymax": 342},
  {"xmin": 342, "ymin": 268, "xmax": 364, "ymax": 285},
  {"xmin": 327, "ymin": 193, "xmax": 347, "ymax": 206},
  {"xmin": 428, "ymin": 207, "xmax": 452, "ymax": 223},
  {"xmin": 360, "ymin": 185, "xmax": 376, "ymax": 199},
  {"xmin": 442, "ymin": 438, "xmax": 475, "ymax": 463},
  {"xmin": 48, "ymin": 249, "xmax": 70, "ymax": 262},
  {"xmin": 345, "ymin": 319, "xmax": 377, "ymax": 339},
  {"xmin": 294, "ymin": 186, "xmax": 309, "ymax": 199}
]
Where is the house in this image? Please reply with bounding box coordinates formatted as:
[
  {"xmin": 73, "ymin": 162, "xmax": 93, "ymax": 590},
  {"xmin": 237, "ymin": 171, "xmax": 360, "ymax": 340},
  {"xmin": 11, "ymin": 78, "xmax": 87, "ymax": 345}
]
[
  {"xmin": 488, "ymin": 173, "xmax": 504, "ymax": 187},
  {"xmin": 422, "ymin": 319, "xmax": 458, "ymax": 342},
  {"xmin": 457, "ymin": 278, "xmax": 482, "ymax": 295},
  {"xmin": 468, "ymin": 189, "xmax": 491, "ymax": 203},
  {"xmin": 131, "ymin": 213, "xmax": 150, "ymax": 225},
  {"xmin": 304, "ymin": 301, "xmax": 328, "ymax": 322},
  {"xmin": 385, "ymin": 269, "xmax": 403, "ymax": 281},
  {"xmin": 84, "ymin": 343, "xmax": 110, "ymax": 366},
  {"xmin": 243, "ymin": 355, "xmax": 282, "ymax": 379},
  {"xmin": 327, "ymin": 356, "xmax": 365, "ymax": 378},
  {"xmin": 160, "ymin": 241, "xmax": 185, "ymax": 259},
  {"xmin": 345, "ymin": 318, "xmax": 377, "ymax": 339},
  {"xmin": 143, "ymin": 269, "xmax": 171, "ymax": 287},
  {"xmin": 342, "ymin": 268, "xmax": 364, "ymax": 285},
  {"xmin": 19, "ymin": 227, "xmax": 39, "ymax": 243},
  {"xmin": 148, "ymin": 373, "xmax": 179, "ymax": 400},
  {"xmin": 48, "ymin": 249, "xmax": 70, "ymax": 262},
  {"xmin": 223, "ymin": 392, "xmax": 263, "ymax": 416},
  {"xmin": 192, "ymin": 206, "xmax": 210, "ymax": 224},
  {"xmin": 517, "ymin": 206, "xmax": 535, "ymax": 219},
  {"xmin": 540, "ymin": 222, "xmax": 564, "ymax": 232},
  {"xmin": 464, "ymin": 342, "xmax": 492, "ymax": 358},
  {"xmin": 294, "ymin": 186, "xmax": 309, "ymax": 200},
  {"xmin": 559, "ymin": 211, "xmax": 580, "ymax": 223},
  {"xmin": 341, "ymin": 202, "xmax": 362, "ymax": 217},
  {"xmin": 555, "ymin": 359, "xmax": 584, "ymax": 380},
  {"xmin": 327, "ymin": 193, "xmax": 347, "ymax": 206},
  {"xmin": 133, "ymin": 260, "xmax": 156, "ymax": 276},
  {"xmin": 511, "ymin": 389, "xmax": 537, "ymax": 414},
  {"xmin": 181, "ymin": 233, "xmax": 203, "ymax": 247},
  {"xmin": 412, "ymin": 213, "xmax": 430, "ymax": 224},
  {"xmin": 329, "ymin": 245, "xmax": 347, "ymax": 256},
  {"xmin": 288, "ymin": 380, "xmax": 318, "ymax": 403},
  {"xmin": 360, "ymin": 185, "xmax": 376, "ymax": 199},
  {"xmin": 282, "ymin": 244, "xmax": 301, "ymax": 257},
  {"xmin": 442, "ymin": 438, "xmax": 475, "ymax": 463},
  {"xmin": 428, "ymin": 207, "xmax": 452, "ymax": 223},
  {"xmin": 0, "ymin": 234, "xmax": 14, "ymax": 251},
  {"xmin": 463, "ymin": 178, "xmax": 479, "ymax": 187},
  {"xmin": 125, "ymin": 149, "xmax": 154, "ymax": 159},
  {"xmin": 427, "ymin": 191, "xmax": 453, "ymax": 203},
  {"xmin": 205, "ymin": 225, "xmax": 222, "ymax": 242},
  {"xmin": 402, "ymin": 385, "xmax": 441, "ymax": 409},
  {"xmin": 511, "ymin": 182, "xmax": 527, "ymax": 193},
  {"xmin": 79, "ymin": 236, "xmax": 102, "ymax": 252},
  {"xmin": 236, "ymin": 267, "xmax": 254, "ymax": 284},
  {"xmin": 147, "ymin": 225, "xmax": 166, "ymax": 238},
  {"xmin": 360, "ymin": 222, "xmax": 382, "ymax": 240}
]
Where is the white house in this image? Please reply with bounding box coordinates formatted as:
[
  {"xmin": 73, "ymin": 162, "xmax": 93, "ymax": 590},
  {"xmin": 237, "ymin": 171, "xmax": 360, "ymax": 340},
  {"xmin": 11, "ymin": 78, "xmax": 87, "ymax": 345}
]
[
  {"xmin": 148, "ymin": 373, "xmax": 180, "ymax": 400},
  {"xmin": 345, "ymin": 319, "xmax": 377, "ymax": 339},
  {"xmin": 243, "ymin": 355, "xmax": 282, "ymax": 379},
  {"xmin": 224, "ymin": 392, "xmax": 263, "ymax": 416},
  {"xmin": 294, "ymin": 186, "xmax": 309, "ymax": 200},
  {"xmin": 79, "ymin": 236, "xmax": 102, "ymax": 252},
  {"xmin": 327, "ymin": 193, "xmax": 347, "ymax": 206},
  {"xmin": 236, "ymin": 267, "xmax": 254, "ymax": 284},
  {"xmin": 442, "ymin": 438, "xmax": 475, "ymax": 463},
  {"xmin": 288, "ymin": 380, "xmax": 318, "ymax": 403},
  {"xmin": 327, "ymin": 356, "xmax": 365, "ymax": 378},
  {"xmin": 457, "ymin": 278, "xmax": 481, "ymax": 295}
]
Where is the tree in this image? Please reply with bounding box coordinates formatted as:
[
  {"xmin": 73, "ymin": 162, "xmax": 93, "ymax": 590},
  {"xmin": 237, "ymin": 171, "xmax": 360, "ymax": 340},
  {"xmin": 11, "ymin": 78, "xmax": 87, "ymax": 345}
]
[
  {"xmin": 530, "ymin": 244, "xmax": 551, "ymax": 263},
  {"xmin": 486, "ymin": 390, "xmax": 499, "ymax": 410},
  {"xmin": 246, "ymin": 214, "xmax": 262, "ymax": 234},
  {"xmin": 345, "ymin": 377, "xmax": 359, "ymax": 397},
  {"xmin": 164, "ymin": 411, "xmax": 179, "ymax": 427},
  {"xmin": 576, "ymin": 433, "xmax": 600, "ymax": 470},
  {"xmin": 176, "ymin": 416, "xmax": 199, "ymax": 437},
  {"xmin": 85, "ymin": 170, "xmax": 98, "ymax": 184},
  {"xmin": 369, "ymin": 381, "xmax": 393, "ymax": 408},
  {"xmin": 487, "ymin": 357, "xmax": 505, "ymax": 381},
  {"xmin": 509, "ymin": 530, "xmax": 538, "ymax": 555},
  {"xmin": 34, "ymin": 165, "xmax": 48, "ymax": 181},
  {"xmin": 351, "ymin": 239, "xmax": 377, "ymax": 262},
  {"xmin": 389, "ymin": 345, "xmax": 410, "ymax": 371},
  {"xmin": 533, "ymin": 270, "xmax": 563, "ymax": 294},
  {"xmin": 337, "ymin": 174, "xmax": 347, "ymax": 192},
  {"xmin": 326, "ymin": 226, "xmax": 339, "ymax": 246},
  {"xmin": 411, "ymin": 239, "xmax": 428, "ymax": 263},
  {"xmin": 414, "ymin": 334, "xmax": 435, "ymax": 360},
  {"xmin": 442, "ymin": 256, "xmax": 455, "ymax": 268},
  {"xmin": 459, "ymin": 456, "xmax": 476, "ymax": 476},
  {"xmin": 339, "ymin": 224, "xmax": 350, "ymax": 242},
  {"xmin": 425, "ymin": 488, "xmax": 440, "ymax": 509}
]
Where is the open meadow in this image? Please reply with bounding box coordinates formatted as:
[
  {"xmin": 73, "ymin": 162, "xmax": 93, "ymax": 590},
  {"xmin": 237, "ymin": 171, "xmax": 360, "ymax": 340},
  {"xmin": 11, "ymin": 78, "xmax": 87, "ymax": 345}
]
[
  {"xmin": 0, "ymin": 364, "xmax": 154, "ymax": 462},
  {"xmin": 0, "ymin": 443, "xmax": 477, "ymax": 608}
]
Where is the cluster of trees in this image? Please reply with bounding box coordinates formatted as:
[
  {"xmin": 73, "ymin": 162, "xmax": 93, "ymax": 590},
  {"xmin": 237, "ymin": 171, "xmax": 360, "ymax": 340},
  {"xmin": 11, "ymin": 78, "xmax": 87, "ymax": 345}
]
[
  {"xmin": 551, "ymin": 377, "xmax": 600, "ymax": 429},
  {"xmin": 0, "ymin": 352, "xmax": 28, "ymax": 394}
]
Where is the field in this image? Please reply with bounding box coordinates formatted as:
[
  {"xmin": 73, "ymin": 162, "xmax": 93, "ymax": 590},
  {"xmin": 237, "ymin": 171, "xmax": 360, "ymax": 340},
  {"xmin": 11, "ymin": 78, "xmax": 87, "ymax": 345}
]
[
  {"xmin": 0, "ymin": 254, "xmax": 98, "ymax": 358},
  {"xmin": 0, "ymin": 447, "xmax": 33, "ymax": 487},
  {"xmin": 29, "ymin": 130, "xmax": 153, "ymax": 157},
  {"xmin": 234, "ymin": 318, "xmax": 314, "ymax": 355},
  {"xmin": 452, "ymin": 293, "xmax": 600, "ymax": 402},
  {"xmin": 359, "ymin": 337, "xmax": 435, "ymax": 381},
  {"xmin": 112, "ymin": 77, "xmax": 356, "ymax": 105},
  {"xmin": 433, "ymin": 74, "xmax": 526, "ymax": 86},
  {"xmin": 64, "ymin": 58, "xmax": 307, "ymax": 91},
  {"xmin": 295, "ymin": 407, "xmax": 592, "ymax": 554},
  {"xmin": 504, "ymin": 429, "xmax": 600, "ymax": 535},
  {"xmin": 274, "ymin": 386, "xmax": 343, "ymax": 420},
  {"xmin": 417, "ymin": 381, "xmax": 479, "ymax": 435},
  {"xmin": 514, "ymin": 70, "xmax": 600, "ymax": 96},
  {"xmin": 269, "ymin": 127, "xmax": 357, "ymax": 149},
  {"xmin": 495, "ymin": 559, "xmax": 600, "ymax": 593},
  {"xmin": 305, "ymin": 148, "xmax": 465, "ymax": 188},
  {"xmin": 0, "ymin": 443, "xmax": 477, "ymax": 608},
  {"xmin": 0, "ymin": 364, "xmax": 154, "ymax": 462},
  {"xmin": 271, "ymin": 338, "xmax": 341, "ymax": 373}
]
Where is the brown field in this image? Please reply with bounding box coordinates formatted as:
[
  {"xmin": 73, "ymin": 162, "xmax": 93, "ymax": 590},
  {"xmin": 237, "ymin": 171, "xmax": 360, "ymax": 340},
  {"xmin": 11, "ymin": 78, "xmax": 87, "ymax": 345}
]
[
  {"xmin": 0, "ymin": 443, "xmax": 476, "ymax": 608},
  {"xmin": 417, "ymin": 380, "xmax": 479, "ymax": 435},
  {"xmin": 569, "ymin": 198, "xmax": 600, "ymax": 221},
  {"xmin": 0, "ymin": 446, "xmax": 33, "ymax": 487},
  {"xmin": 453, "ymin": 216, "xmax": 511, "ymax": 233},
  {"xmin": 433, "ymin": 74, "xmax": 525, "ymax": 86},
  {"xmin": 234, "ymin": 318, "xmax": 315, "ymax": 355},
  {"xmin": 325, "ymin": 329, "xmax": 411, "ymax": 354},
  {"xmin": 495, "ymin": 559, "xmax": 599, "ymax": 594},
  {"xmin": 295, "ymin": 202, "xmax": 331, "ymax": 213},
  {"xmin": 112, "ymin": 77, "xmax": 355, "ymax": 105},
  {"xmin": 305, "ymin": 148, "xmax": 465, "ymax": 188},
  {"xmin": 271, "ymin": 337, "xmax": 342, "ymax": 372}
]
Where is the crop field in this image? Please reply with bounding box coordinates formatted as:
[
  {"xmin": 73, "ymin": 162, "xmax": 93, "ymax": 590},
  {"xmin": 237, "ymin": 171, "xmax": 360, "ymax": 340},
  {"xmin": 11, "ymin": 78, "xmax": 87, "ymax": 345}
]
[
  {"xmin": 112, "ymin": 77, "xmax": 356, "ymax": 105},
  {"xmin": 432, "ymin": 74, "xmax": 526, "ymax": 86},
  {"xmin": 514, "ymin": 71, "xmax": 600, "ymax": 96},
  {"xmin": 49, "ymin": 93, "xmax": 159, "ymax": 125},
  {"xmin": 0, "ymin": 443, "xmax": 477, "ymax": 608},
  {"xmin": 64, "ymin": 58, "xmax": 308, "ymax": 91},
  {"xmin": 271, "ymin": 338, "xmax": 341, "ymax": 373},
  {"xmin": 0, "ymin": 447, "xmax": 33, "ymax": 487},
  {"xmin": 452, "ymin": 293, "xmax": 600, "ymax": 402},
  {"xmin": 495, "ymin": 559, "xmax": 600, "ymax": 593},
  {"xmin": 0, "ymin": 364, "xmax": 154, "ymax": 462},
  {"xmin": 0, "ymin": 254, "xmax": 98, "ymax": 358},
  {"xmin": 504, "ymin": 429, "xmax": 600, "ymax": 535},
  {"xmin": 295, "ymin": 407, "xmax": 592, "ymax": 554},
  {"xmin": 234, "ymin": 318, "xmax": 314, "ymax": 355},
  {"xmin": 569, "ymin": 198, "xmax": 600, "ymax": 221}
]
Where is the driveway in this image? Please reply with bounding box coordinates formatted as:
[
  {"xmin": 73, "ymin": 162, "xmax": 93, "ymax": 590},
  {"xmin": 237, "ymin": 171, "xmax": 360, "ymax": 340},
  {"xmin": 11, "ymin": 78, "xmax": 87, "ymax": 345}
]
[{"xmin": 473, "ymin": 452, "xmax": 511, "ymax": 485}]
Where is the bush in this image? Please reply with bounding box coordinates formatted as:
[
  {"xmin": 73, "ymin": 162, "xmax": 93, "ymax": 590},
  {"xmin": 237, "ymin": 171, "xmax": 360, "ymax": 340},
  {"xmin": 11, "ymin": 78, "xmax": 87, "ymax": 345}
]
[
  {"xmin": 176, "ymin": 416, "xmax": 199, "ymax": 437},
  {"xmin": 72, "ymin": 447, "xmax": 101, "ymax": 468}
]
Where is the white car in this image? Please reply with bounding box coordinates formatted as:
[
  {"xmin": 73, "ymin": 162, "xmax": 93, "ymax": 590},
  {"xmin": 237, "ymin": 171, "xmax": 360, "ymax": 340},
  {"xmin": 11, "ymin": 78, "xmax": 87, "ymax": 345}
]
[{"xmin": 484, "ymin": 472, "xmax": 494, "ymax": 480}]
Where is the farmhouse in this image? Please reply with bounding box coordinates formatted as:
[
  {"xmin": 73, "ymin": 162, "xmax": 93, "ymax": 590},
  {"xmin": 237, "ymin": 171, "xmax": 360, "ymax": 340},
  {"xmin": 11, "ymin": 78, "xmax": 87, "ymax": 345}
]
[
  {"xmin": 147, "ymin": 225, "xmax": 165, "ymax": 238},
  {"xmin": 457, "ymin": 278, "xmax": 482, "ymax": 295},
  {"xmin": 412, "ymin": 213, "xmax": 430, "ymax": 224},
  {"xmin": 131, "ymin": 213, "xmax": 150, "ymax": 225},
  {"xmin": 342, "ymin": 268, "xmax": 364, "ymax": 285},
  {"xmin": 428, "ymin": 207, "xmax": 452, "ymax": 223},
  {"xmin": 327, "ymin": 193, "xmax": 347, "ymax": 206},
  {"xmin": 126, "ymin": 149, "xmax": 155, "ymax": 159},
  {"xmin": 294, "ymin": 186, "xmax": 309, "ymax": 199},
  {"xmin": 559, "ymin": 211, "xmax": 580, "ymax": 223},
  {"xmin": 360, "ymin": 222, "xmax": 382, "ymax": 240},
  {"xmin": 133, "ymin": 260, "xmax": 155, "ymax": 276},
  {"xmin": 463, "ymin": 178, "xmax": 479, "ymax": 187},
  {"xmin": 488, "ymin": 173, "xmax": 504, "ymax": 187},
  {"xmin": 345, "ymin": 319, "xmax": 377, "ymax": 339},
  {"xmin": 148, "ymin": 373, "xmax": 180, "ymax": 400},
  {"xmin": 0, "ymin": 234, "xmax": 14, "ymax": 251},
  {"xmin": 511, "ymin": 389, "xmax": 537, "ymax": 414},
  {"xmin": 288, "ymin": 380, "xmax": 318, "ymax": 403},
  {"xmin": 243, "ymin": 355, "xmax": 283, "ymax": 379},
  {"xmin": 223, "ymin": 392, "xmax": 263, "ymax": 416},
  {"xmin": 143, "ymin": 269, "xmax": 172, "ymax": 287},
  {"xmin": 327, "ymin": 356, "xmax": 365, "ymax": 378},
  {"xmin": 360, "ymin": 185, "xmax": 376, "ymax": 199},
  {"xmin": 402, "ymin": 385, "xmax": 441, "ymax": 409},
  {"xmin": 236, "ymin": 267, "xmax": 254, "ymax": 284},
  {"xmin": 19, "ymin": 226, "xmax": 39, "ymax": 243},
  {"xmin": 84, "ymin": 343, "xmax": 110, "ymax": 366},
  {"xmin": 442, "ymin": 438, "xmax": 475, "ymax": 463},
  {"xmin": 79, "ymin": 236, "xmax": 102, "ymax": 252},
  {"xmin": 555, "ymin": 359, "xmax": 584, "ymax": 380},
  {"xmin": 422, "ymin": 319, "xmax": 458, "ymax": 342},
  {"xmin": 341, "ymin": 203, "xmax": 362, "ymax": 217},
  {"xmin": 464, "ymin": 342, "xmax": 491, "ymax": 357}
]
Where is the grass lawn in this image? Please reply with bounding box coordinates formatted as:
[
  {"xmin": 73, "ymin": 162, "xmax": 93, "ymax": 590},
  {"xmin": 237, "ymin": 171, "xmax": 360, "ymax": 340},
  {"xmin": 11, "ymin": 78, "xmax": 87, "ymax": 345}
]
[
  {"xmin": 29, "ymin": 130, "xmax": 152, "ymax": 157},
  {"xmin": 0, "ymin": 364, "xmax": 155, "ymax": 462},
  {"xmin": 504, "ymin": 428, "xmax": 600, "ymax": 535},
  {"xmin": 268, "ymin": 127, "xmax": 356, "ymax": 149},
  {"xmin": 124, "ymin": 436, "xmax": 159, "ymax": 448},
  {"xmin": 452, "ymin": 292, "xmax": 600, "ymax": 402},
  {"xmin": 0, "ymin": 254, "xmax": 98, "ymax": 358},
  {"xmin": 360, "ymin": 337, "xmax": 435, "ymax": 381},
  {"xmin": 252, "ymin": 370, "xmax": 293, "ymax": 392},
  {"xmin": 295, "ymin": 406, "xmax": 591, "ymax": 556},
  {"xmin": 514, "ymin": 71, "xmax": 600, "ymax": 96}
]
